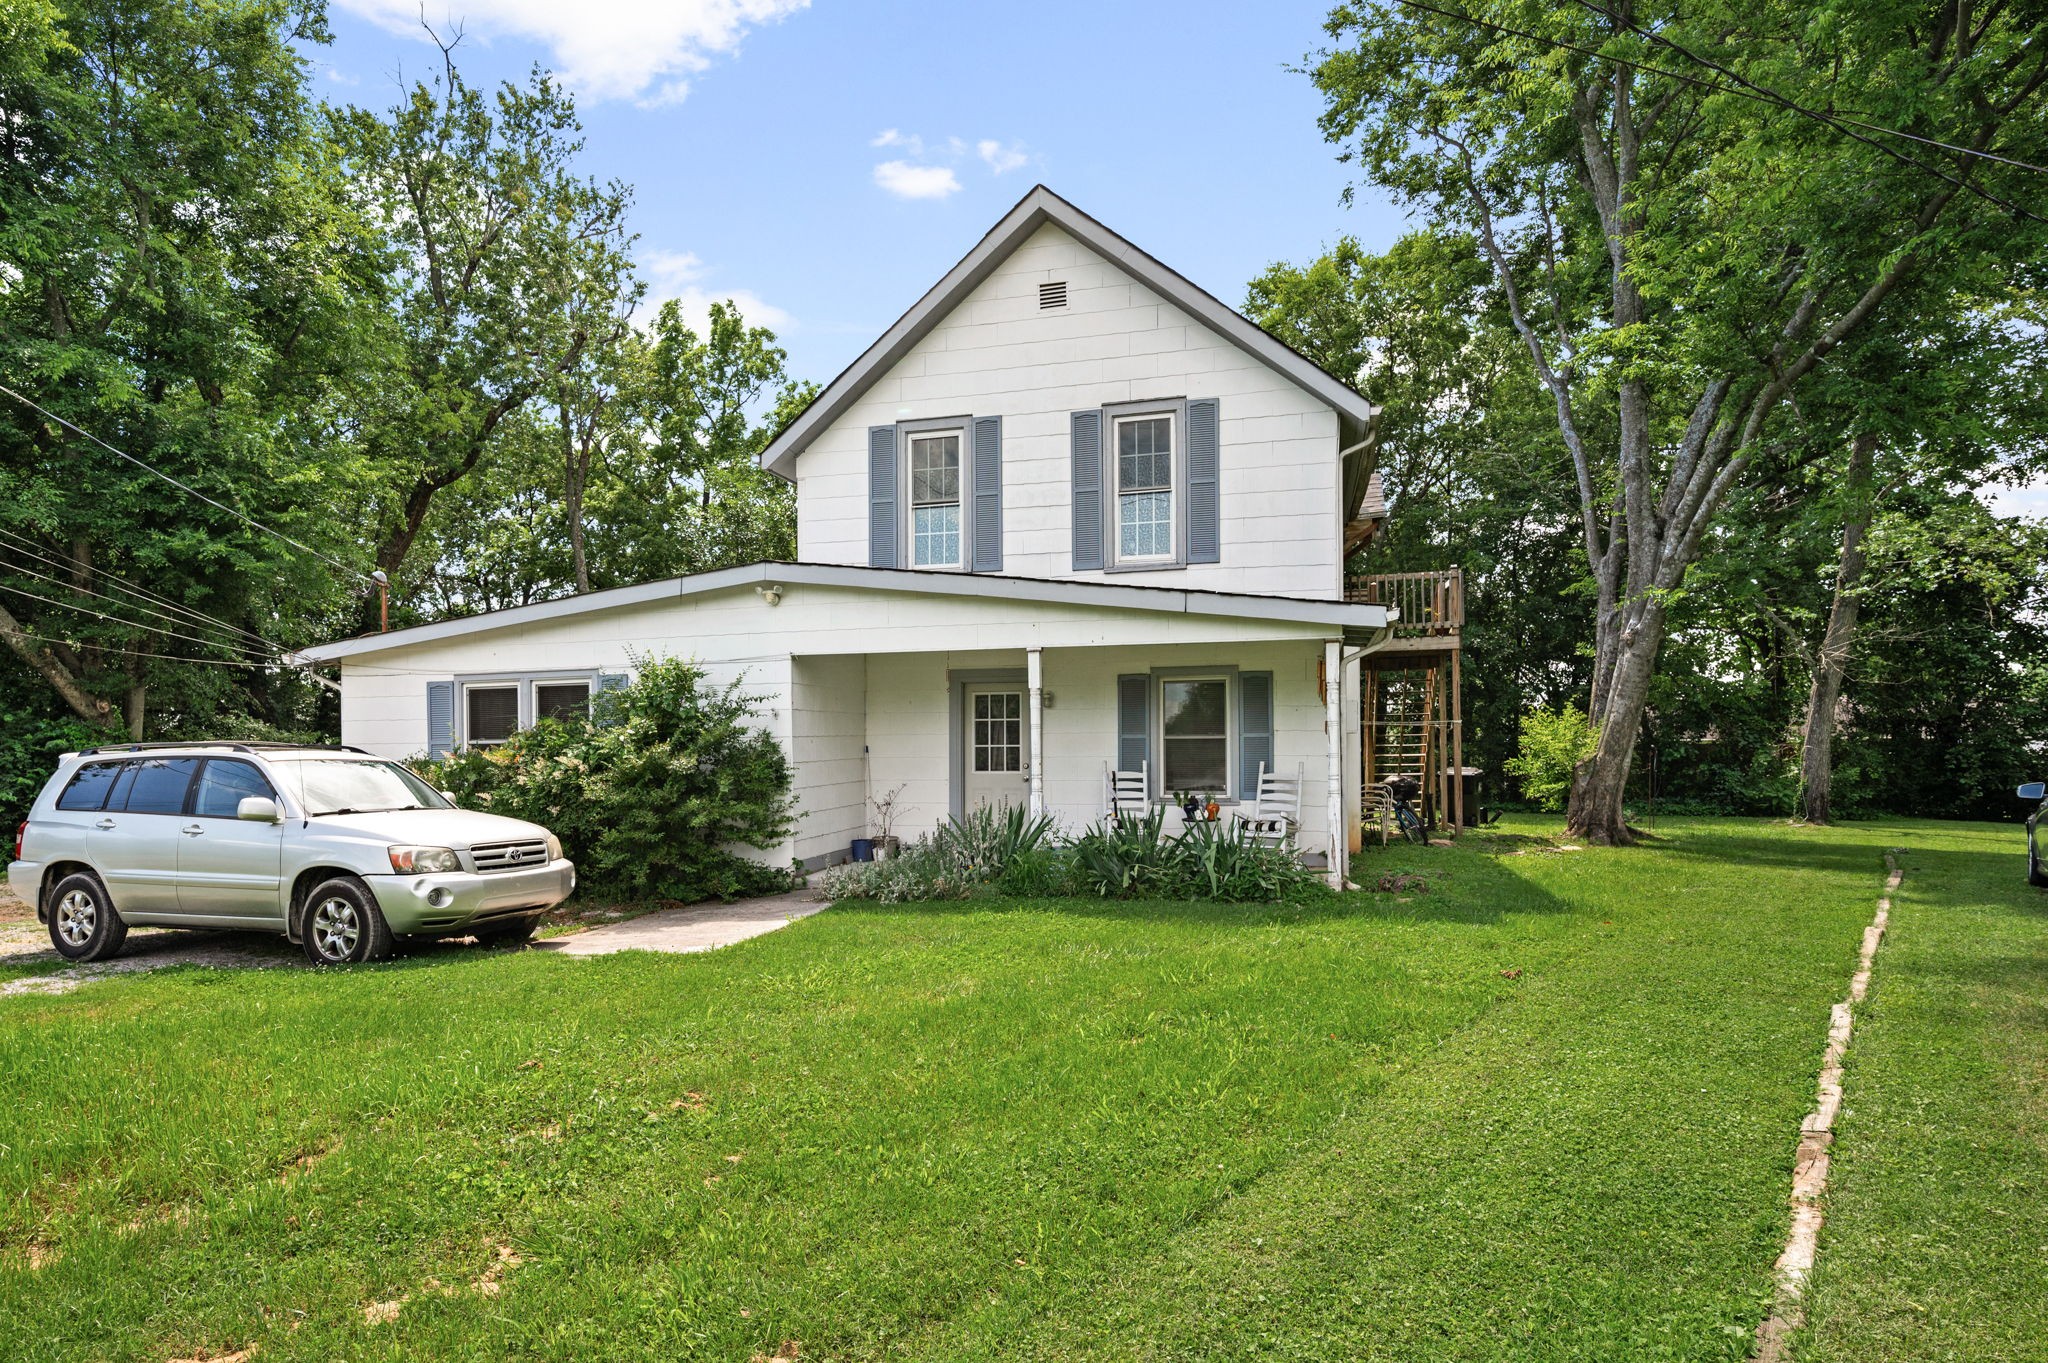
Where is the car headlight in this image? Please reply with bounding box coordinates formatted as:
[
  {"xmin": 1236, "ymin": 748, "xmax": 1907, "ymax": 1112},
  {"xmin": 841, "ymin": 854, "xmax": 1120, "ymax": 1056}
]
[
  {"xmin": 389, "ymin": 845, "xmax": 462, "ymax": 874},
  {"xmin": 545, "ymin": 833, "xmax": 563, "ymax": 861}
]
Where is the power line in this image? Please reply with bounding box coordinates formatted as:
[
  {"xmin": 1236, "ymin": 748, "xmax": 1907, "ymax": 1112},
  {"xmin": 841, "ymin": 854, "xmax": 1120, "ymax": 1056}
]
[
  {"xmin": 1393, "ymin": 0, "xmax": 2048, "ymax": 227},
  {"xmin": 0, "ymin": 383, "xmax": 376, "ymax": 584},
  {"xmin": 1566, "ymin": 0, "xmax": 2048, "ymax": 177},
  {"xmin": 0, "ymin": 579, "xmax": 289, "ymax": 662},
  {"xmin": 0, "ymin": 547, "xmax": 278, "ymax": 660},
  {"xmin": 0, "ymin": 624, "xmax": 287, "ymax": 671},
  {"xmin": 0, "ymin": 524, "xmax": 291, "ymax": 656}
]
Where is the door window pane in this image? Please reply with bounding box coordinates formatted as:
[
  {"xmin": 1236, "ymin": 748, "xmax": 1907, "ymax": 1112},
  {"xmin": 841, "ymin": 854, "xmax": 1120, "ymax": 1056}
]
[
  {"xmin": 1161, "ymin": 678, "xmax": 1228, "ymax": 793},
  {"xmin": 972, "ymin": 691, "xmax": 1022, "ymax": 773},
  {"xmin": 191, "ymin": 760, "xmax": 277, "ymax": 818},
  {"xmin": 120, "ymin": 758, "xmax": 201, "ymax": 815},
  {"xmin": 466, "ymin": 686, "xmax": 519, "ymax": 746},
  {"xmin": 534, "ymin": 682, "xmax": 591, "ymax": 724},
  {"xmin": 56, "ymin": 762, "xmax": 122, "ymax": 812}
]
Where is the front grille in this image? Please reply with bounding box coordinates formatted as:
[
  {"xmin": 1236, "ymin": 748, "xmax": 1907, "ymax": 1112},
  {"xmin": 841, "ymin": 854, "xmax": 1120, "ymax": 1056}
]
[{"xmin": 471, "ymin": 839, "xmax": 549, "ymax": 873}]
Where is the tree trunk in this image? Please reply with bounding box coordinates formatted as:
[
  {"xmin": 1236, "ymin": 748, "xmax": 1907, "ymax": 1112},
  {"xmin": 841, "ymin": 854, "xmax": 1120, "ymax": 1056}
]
[
  {"xmin": 561, "ymin": 394, "xmax": 590, "ymax": 595},
  {"xmin": 0, "ymin": 603, "xmax": 121, "ymax": 729},
  {"xmin": 1799, "ymin": 431, "xmax": 1879, "ymax": 824},
  {"xmin": 1569, "ymin": 600, "xmax": 1667, "ymax": 845}
]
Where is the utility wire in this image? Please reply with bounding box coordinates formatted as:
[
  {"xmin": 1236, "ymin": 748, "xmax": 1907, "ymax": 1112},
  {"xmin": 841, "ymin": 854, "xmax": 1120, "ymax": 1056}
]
[
  {"xmin": 0, "ymin": 549, "xmax": 278, "ymax": 660},
  {"xmin": 0, "ymin": 579, "xmax": 293, "ymax": 663},
  {"xmin": 0, "ymin": 624, "xmax": 287, "ymax": 671},
  {"xmin": 1393, "ymin": 0, "xmax": 2048, "ymax": 226},
  {"xmin": 1566, "ymin": 0, "xmax": 2048, "ymax": 176},
  {"xmin": 0, "ymin": 524, "xmax": 290, "ymax": 656},
  {"xmin": 0, "ymin": 382, "xmax": 376, "ymax": 584}
]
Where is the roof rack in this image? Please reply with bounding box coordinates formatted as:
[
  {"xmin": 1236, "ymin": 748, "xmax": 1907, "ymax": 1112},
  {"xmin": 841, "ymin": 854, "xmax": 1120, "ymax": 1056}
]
[{"xmin": 76, "ymin": 741, "xmax": 375, "ymax": 757}]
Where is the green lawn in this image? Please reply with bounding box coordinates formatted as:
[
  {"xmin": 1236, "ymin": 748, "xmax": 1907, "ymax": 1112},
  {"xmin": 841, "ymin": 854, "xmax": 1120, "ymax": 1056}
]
[{"xmin": 0, "ymin": 817, "xmax": 2039, "ymax": 1362}]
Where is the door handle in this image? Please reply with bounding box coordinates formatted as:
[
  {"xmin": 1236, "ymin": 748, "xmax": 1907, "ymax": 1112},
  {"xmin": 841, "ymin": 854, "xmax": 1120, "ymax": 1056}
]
[
  {"xmin": 181, "ymin": 824, "xmax": 204, "ymax": 837},
  {"xmin": 94, "ymin": 819, "xmax": 116, "ymax": 830}
]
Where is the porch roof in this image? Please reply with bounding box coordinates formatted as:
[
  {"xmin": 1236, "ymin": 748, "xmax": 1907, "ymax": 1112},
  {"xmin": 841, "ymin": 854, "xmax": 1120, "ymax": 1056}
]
[{"xmin": 298, "ymin": 561, "xmax": 1392, "ymax": 663}]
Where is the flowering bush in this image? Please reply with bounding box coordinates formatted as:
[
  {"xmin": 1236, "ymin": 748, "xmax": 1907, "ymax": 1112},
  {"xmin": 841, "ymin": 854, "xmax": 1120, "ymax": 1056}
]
[{"xmin": 414, "ymin": 658, "xmax": 794, "ymax": 903}]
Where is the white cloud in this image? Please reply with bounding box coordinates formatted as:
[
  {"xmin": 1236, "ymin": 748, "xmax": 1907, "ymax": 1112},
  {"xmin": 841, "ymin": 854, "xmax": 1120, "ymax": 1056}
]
[
  {"xmin": 1983, "ymin": 476, "xmax": 2048, "ymax": 520},
  {"xmin": 871, "ymin": 128, "xmax": 919, "ymax": 152},
  {"xmin": 873, "ymin": 160, "xmax": 962, "ymax": 200},
  {"xmin": 325, "ymin": 66, "xmax": 361, "ymax": 86},
  {"xmin": 639, "ymin": 248, "xmax": 791, "ymax": 334},
  {"xmin": 977, "ymin": 139, "xmax": 1029, "ymax": 174},
  {"xmin": 332, "ymin": 0, "xmax": 808, "ymax": 105}
]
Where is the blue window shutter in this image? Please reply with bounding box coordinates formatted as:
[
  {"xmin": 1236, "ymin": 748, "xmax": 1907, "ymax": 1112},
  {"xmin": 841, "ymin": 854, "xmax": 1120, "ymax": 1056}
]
[
  {"xmin": 1116, "ymin": 674, "xmax": 1151, "ymax": 776},
  {"xmin": 868, "ymin": 425, "xmax": 899, "ymax": 568},
  {"xmin": 426, "ymin": 680, "xmax": 454, "ymax": 757},
  {"xmin": 1186, "ymin": 398, "xmax": 1220, "ymax": 564},
  {"xmin": 971, "ymin": 415, "xmax": 1003, "ymax": 573},
  {"xmin": 1071, "ymin": 409, "xmax": 1104, "ymax": 571},
  {"xmin": 1239, "ymin": 671, "xmax": 1273, "ymax": 800}
]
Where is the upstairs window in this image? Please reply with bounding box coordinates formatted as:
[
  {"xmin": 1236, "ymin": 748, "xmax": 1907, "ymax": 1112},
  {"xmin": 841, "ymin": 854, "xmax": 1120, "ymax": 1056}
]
[
  {"xmin": 910, "ymin": 430, "xmax": 962, "ymax": 567},
  {"xmin": 1115, "ymin": 413, "xmax": 1174, "ymax": 562}
]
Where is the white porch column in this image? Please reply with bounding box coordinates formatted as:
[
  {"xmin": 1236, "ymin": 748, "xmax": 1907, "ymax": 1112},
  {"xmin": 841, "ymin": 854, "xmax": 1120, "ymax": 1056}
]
[
  {"xmin": 1325, "ymin": 638, "xmax": 1345, "ymax": 890},
  {"xmin": 1027, "ymin": 646, "xmax": 1046, "ymax": 820}
]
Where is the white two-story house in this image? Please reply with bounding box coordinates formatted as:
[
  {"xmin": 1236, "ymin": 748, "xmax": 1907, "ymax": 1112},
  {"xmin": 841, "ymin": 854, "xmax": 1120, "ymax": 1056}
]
[{"xmin": 303, "ymin": 187, "xmax": 1395, "ymax": 883}]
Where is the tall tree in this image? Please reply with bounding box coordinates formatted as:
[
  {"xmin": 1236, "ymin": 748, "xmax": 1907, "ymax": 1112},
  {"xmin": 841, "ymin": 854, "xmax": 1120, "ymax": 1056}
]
[
  {"xmin": 0, "ymin": 0, "xmax": 375, "ymax": 734},
  {"xmin": 1315, "ymin": 0, "xmax": 2048, "ymax": 841},
  {"xmin": 332, "ymin": 33, "xmax": 635, "ymax": 619}
]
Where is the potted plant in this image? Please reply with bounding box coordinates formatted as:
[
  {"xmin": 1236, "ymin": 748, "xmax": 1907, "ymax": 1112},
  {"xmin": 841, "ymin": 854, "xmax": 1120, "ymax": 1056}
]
[
  {"xmin": 1203, "ymin": 793, "xmax": 1221, "ymax": 822},
  {"xmin": 1179, "ymin": 789, "xmax": 1201, "ymax": 823},
  {"xmin": 868, "ymin": 784, "xmax": 907, "ymax": 860}
]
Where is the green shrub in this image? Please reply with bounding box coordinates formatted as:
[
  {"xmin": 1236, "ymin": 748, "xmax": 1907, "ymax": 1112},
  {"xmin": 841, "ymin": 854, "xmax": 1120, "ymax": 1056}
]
[
  {"xmin": 825, "ymin": 802, "xmax": 1326, "ymax": 906},
  {"xmin": 0, "ymin": 710, "xmax": 105, "ymax": 828},
  {"xmin": 1505, "ymin": 702, "xmax": 1599, "ymax": 811},
  {"xmin": 413, "ymin": 657, "xmax": 794, "ymax": 903},
  {"xmin": 931, "ymin": 802, "xmax": 1059, "ymax": 879}
]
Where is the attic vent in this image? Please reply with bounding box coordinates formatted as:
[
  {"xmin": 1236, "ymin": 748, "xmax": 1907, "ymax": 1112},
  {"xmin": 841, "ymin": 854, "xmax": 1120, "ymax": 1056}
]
[{"xmin": 1038, "ymin": 280, "xmax": 1069, "ymax": 310}]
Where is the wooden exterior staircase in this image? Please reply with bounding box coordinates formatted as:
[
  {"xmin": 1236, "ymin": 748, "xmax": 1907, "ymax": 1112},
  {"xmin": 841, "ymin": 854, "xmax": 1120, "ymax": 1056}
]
[{"xmin": 1348, "ymin": 569, "xmax": 1466, "ymax": 837}]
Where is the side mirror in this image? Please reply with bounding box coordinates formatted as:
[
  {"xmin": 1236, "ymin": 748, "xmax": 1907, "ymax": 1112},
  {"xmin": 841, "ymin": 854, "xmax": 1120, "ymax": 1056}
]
[
  {"xmin": 2020, "ymin": 782, "xmax": 2047, "ymax": 801},
  {"xmin": 237, "ymin": 796, "xmax": 282, "ymax": 824},
  {"xmin": 440, "ymin": 789, "xmax": 459, "ymax": 807}
]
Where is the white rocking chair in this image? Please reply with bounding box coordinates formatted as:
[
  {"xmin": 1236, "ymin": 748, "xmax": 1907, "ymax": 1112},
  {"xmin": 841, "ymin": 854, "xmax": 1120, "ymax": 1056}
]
[
  {"xmin": 1105, "ymin": 761, "xmax": 1150, "ymax": 821},
  {"xmin": 1235, "ymin": 762, "xmax": 1303, "ymax": 846}
]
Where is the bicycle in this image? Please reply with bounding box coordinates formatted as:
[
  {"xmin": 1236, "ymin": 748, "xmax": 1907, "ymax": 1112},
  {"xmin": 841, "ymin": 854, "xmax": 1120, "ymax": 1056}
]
[{"xmin": 1381, "ymin": 776, "xmax": 1429, "ymax": 846}]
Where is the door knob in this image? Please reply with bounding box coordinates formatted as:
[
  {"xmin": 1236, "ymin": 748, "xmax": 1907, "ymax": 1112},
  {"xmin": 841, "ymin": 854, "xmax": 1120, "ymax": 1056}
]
[
  {"xmin": 94, "ymin": 819, "xmax": 115, "ymax": 830},
  {"xmin": 182, "ymin": 825, "xmax": 204, "ymax": 836}
]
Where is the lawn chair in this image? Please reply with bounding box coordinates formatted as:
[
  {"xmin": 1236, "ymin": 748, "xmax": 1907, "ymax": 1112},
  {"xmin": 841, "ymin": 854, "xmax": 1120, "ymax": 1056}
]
[
  {"xmin": 1105, "ymin": 761, "xmax": 1150, "ymax": 822},
  {"xmin": 1235, "ymin": 762, "xmax": 1303, "ymax": 846}
]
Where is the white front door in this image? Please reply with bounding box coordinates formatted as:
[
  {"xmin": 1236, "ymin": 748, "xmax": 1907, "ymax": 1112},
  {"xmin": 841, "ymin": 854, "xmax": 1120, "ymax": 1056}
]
[{"xmin": 963, "ymin": 686, "xmax": 1029, "ymax": 813}]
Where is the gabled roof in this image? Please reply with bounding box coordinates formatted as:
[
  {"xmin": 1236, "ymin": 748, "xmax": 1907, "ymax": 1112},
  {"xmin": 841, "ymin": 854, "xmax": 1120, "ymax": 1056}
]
[
  {"xmin": 758, "ymin": 185, "xmax": 1378, "ymax": 480},
  {"xmin": 298, "ymin": 561, "xmax": 1391, "ymax": 662}
]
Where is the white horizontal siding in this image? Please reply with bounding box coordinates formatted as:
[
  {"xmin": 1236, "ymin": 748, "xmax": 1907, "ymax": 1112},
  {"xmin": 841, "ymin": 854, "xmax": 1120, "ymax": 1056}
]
[{"xmin": 796, "ymin": 222, "xmax": 1344, "ymax": 600}]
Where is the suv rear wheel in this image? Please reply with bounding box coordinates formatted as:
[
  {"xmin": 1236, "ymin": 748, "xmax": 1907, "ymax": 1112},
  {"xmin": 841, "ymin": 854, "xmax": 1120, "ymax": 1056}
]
[
  {"xmin": 47, "ymin": 872, "xmax": 128, "ymax": 963},
  {"xmin": 299, "ymin": 876, "xmax": 394, "ymax": 965}
]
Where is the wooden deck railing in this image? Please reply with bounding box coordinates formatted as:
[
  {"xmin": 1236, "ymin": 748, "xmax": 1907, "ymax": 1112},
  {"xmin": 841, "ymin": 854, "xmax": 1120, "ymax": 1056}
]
[{"xmin": 1345, "ymin": 569, "xmax": 1464, "ymax": 633}]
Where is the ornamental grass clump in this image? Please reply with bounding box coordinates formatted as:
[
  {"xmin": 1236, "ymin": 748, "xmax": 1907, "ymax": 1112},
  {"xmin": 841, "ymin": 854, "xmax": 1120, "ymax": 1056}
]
[
  {"xmin": 415, "ymin": 657, "xmax": 794, "ymax": 903},
  {"xmin": 826, "ymin": 802, "xmax": 1325, "ymax": 905}
]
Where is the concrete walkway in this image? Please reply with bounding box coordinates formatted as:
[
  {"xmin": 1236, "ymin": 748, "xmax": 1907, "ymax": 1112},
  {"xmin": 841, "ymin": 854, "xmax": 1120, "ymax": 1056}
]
[{"xmin": 535, "ymin": 890, "xmax": 828, "ymax": 957}]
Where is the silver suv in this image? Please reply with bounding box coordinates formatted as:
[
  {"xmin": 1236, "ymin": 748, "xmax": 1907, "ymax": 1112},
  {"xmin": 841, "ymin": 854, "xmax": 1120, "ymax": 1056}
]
[{"xmin": 7, "ymin": 742, "xmax": 575, "ymax": 965}]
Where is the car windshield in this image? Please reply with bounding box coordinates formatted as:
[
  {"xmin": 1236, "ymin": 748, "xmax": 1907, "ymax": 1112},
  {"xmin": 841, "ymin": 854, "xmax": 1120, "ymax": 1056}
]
[{"xmin": 281, "ymin": 759, "xmax": 451, "ymax": 816}]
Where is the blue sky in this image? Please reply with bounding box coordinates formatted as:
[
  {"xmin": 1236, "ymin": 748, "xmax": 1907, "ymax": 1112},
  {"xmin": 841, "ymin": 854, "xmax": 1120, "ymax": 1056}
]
[{"xmin": 311, "ymin": 0, "xmax": 1411, "ymax": 388}]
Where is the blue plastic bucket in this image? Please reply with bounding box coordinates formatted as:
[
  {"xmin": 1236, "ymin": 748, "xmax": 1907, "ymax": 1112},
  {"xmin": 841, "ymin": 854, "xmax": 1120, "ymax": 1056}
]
[{"xmin": 850, "ymin": 838, "xmax": 875, "ymax": 862}]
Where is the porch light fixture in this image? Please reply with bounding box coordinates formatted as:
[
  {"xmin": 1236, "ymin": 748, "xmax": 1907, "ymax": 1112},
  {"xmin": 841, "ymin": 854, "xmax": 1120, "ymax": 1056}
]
[{"xmin": 757, "ymin": 584, "xmax": 783, "ymax": 606}]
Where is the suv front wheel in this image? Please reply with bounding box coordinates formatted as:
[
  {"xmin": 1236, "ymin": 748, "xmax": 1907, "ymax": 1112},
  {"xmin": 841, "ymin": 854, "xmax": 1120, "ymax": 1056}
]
[
  {"xmin": 299, "ymin": 876, "xmax": 394, "ymax": 965},
  {"xmin": 47, "ymin": 872, "xmax": 128, "ymax": 963}
]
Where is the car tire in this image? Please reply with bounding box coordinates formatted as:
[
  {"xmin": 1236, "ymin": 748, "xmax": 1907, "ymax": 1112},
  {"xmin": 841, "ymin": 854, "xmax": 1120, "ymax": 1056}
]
[
  {"xmin": 299, "ymin": 876, "xmax": 395, "ymax": 966},
  {"xmin": 46, "ymin": 872, "xmax": 128, "ymax": 963},
  {"xmin": 472, "ymin": 916, "xmax": 540, "ymax": 947}
]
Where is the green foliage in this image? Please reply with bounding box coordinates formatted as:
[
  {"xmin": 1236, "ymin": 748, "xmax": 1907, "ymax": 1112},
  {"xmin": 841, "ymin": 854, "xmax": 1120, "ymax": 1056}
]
[
  {"xmin": 416, "ymin": 657, "xmax": 793, "ymax": 903},
  {"xmin": 1506, "ymin": 703, "xmax": 1598, "ymax": 812},
  {"xmin": 0, "ymin": 708, "xmax": 101, "ymax": 829},
  {"xmin": 829, "ymin": 804, "xmax": 1326, "ymax": 906}
]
